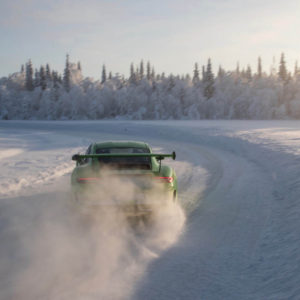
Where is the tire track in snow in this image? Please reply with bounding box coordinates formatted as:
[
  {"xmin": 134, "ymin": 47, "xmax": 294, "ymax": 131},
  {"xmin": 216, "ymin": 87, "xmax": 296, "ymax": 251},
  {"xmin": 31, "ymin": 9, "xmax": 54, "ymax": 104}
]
[{"xmin": 133, "ymin": 131, "xmax": 274, "ymax": 300}]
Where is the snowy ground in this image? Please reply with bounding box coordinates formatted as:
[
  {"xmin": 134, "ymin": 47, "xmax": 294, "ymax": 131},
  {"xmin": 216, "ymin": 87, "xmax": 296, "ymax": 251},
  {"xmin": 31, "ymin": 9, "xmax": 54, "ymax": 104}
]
[{"xmin": 1, "ymin": 120, "xmax": 300, "ymax": 300}]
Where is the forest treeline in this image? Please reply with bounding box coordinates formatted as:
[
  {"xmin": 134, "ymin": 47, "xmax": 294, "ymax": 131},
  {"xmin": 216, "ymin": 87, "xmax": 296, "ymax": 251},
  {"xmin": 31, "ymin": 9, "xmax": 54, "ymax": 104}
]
[{"xmin": 1, "ymin": 53, "xmax": 300, "ymax": 120}]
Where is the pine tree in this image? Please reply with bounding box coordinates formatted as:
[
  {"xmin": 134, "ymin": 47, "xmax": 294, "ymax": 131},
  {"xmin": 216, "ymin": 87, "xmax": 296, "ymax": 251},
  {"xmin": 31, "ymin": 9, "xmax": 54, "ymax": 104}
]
[
  {"xmin": 52, "ymin": 71, "xmax": 60, "ymax": 101},
  {"xmin": 57, "ymin": 74, "xmax": 62, "ymax": 84},
  {"xmin": 21, "ymin": 64, "xmax": 25, "ymax": 73},
  {"xmin": 130, "ymin": 63, "xmax": 134, "ymax": 78},
  {"xmin": 151, "ymin": 67, "xmax": 155, "ymax": 79},
  {"xmin": 218, "ymin": 65, "xmax": 225, "ymax": 78},
  {"xmin": 270, "ymin": 56, "xmax": 277, "ymax": 77},
  {"xmin": 129, "ymin": 63, "xmax": 136, "ymax": 84},
  {"xmin": 279, "ymin": 53, "xmax": 287, "ymax": 82},
  {"xmin": 167, "ymin": 74, "xmax": 175, "ymax": 91},
  {"xmin": 192, "ymin": 63, "xmax": 200, "ymax": 85},
  {"xmin": 40, "ymin": 66, "xmax": 47, "ymax": 90},
  {"xmin": 58, "ymin": 74, "xmax": 62, "ymax": 84},
  {"xmin": 34, "ymin": 68, "xmax": 40, "ymax": 88},
  {"xmin": 185, "ymin": 73, "xmax": 191, "ymax": 81},
  {"xmin": 241, "ymin": 68, "xmax": 246, "ymax": 78},
  {"xmin": 25, "ymin": 59, "xmax": 34, "ymax": 91},
  {"xmin": 146, "ymin": 61, "xmax": 151, "ymax": 80},
  {"xmin": 63, "ymin": 54, "xmax": 71, "ymax": 92},
  {"xmin": 52, "ymin": 71, "xmax": 59, "ymax": 88},
  {"xmin": 257, "ymin": 57, "xmax": 262, "ymax": 78},
  {"xmin": 101, "ymin": 64, "xmax": 107, "ymax": 84},
  {"xmin": 203, "ymin": 58, "xmax": 215, "ymax": 99},
  {"xmin": 202, "ymin": 66, "xmax": 206, "ymax": 80},
  {"xmin": 77, "ymin": 61, "xmax": 81, "ymax": 71},
  {"xmin": 246, "ymin": 65, "xmax": 252, "ymax": 81},
  {"xmin": 46, "ymin": 64, "xmax": 52, "ymax": 81},
  {"xmin": 140, "ymin": 60, "xmax": 144, "ymax": 79},
  {"xmin": 109, "ymin": 72, "xmax": 112, "ymax": 80},
  {"xmin": 52, "ymin": 71, "xmax": 56, "ymax": 81}
]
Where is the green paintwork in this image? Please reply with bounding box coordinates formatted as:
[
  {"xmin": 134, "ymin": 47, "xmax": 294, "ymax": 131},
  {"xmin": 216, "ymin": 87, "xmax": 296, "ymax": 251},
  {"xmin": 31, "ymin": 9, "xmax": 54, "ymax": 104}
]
[{"xmin": 70, "ymin": 141, "xmax": 178, "ymax": 208}]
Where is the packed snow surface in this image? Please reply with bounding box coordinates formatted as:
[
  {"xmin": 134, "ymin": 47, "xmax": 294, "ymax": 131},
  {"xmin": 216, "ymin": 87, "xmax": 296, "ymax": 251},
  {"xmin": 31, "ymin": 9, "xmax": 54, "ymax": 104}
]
[{"xmin": 0, "ymin": 120, "xmax": 300, "ymax": 299}]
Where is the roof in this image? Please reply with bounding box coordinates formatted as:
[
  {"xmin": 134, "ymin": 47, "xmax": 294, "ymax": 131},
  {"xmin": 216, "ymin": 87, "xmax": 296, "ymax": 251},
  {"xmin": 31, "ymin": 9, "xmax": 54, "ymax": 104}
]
[{"xmin": 93, "ymin": 141, "xmax": 150, "ymax": 150}]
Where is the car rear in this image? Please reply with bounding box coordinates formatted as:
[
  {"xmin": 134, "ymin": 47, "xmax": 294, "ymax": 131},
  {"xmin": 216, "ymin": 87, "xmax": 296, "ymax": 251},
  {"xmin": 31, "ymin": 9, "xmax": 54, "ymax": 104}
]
[{"xmin": 71, "ymin": 143, "xmax": 176, "ymax": 215}]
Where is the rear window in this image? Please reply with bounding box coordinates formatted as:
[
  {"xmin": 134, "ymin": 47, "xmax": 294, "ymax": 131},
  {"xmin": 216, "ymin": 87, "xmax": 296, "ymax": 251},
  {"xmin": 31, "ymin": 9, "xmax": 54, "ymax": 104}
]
[{"xmin": 95, "ymin": 147, "xmax": 151, "ymax": 169}]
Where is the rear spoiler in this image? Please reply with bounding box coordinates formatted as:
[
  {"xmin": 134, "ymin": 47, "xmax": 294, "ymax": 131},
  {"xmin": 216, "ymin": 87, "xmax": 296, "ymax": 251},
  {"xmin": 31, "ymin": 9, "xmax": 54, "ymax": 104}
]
[{"xmin": 72, "ymin": 152, "xmax": 176, "ymax": 162}]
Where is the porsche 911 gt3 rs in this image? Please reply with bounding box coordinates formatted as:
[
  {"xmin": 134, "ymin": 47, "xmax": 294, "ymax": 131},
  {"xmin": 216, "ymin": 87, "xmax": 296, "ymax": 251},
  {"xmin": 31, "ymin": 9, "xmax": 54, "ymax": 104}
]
[{"xmin": 71, "ymin": 141, "xmax": 177, "ymax": 215}]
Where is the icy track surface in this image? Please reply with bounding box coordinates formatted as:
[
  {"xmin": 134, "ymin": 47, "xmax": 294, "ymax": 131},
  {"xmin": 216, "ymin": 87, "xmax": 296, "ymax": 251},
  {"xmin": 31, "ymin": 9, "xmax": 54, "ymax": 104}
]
[{"xmin": 1, "ymin": 120, "xmax": 300, "ymax": 300}]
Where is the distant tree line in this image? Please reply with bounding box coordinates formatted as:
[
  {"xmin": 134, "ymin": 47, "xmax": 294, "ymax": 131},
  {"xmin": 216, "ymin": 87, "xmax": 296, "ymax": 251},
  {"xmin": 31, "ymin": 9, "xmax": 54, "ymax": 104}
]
[{"xmin": 1, "ymin": 53, "xmax": 300, "ymax": 120}]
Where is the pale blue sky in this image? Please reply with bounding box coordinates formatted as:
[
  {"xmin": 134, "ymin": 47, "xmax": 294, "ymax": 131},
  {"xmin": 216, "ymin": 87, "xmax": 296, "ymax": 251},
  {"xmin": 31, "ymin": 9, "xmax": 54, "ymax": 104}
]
[{"xmin": 1, "ymin": 0, "xmax": 300, "ymax": 79}]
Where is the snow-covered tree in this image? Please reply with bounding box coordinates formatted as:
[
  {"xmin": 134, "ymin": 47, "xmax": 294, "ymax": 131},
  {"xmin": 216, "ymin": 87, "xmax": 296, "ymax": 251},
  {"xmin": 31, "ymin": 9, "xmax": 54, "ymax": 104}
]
[
  {"xmin": 39, "ymin": 66, "xmax": 47, "ymax": 90},
  {"xmin": 51, "ymin": 71, "xmax": 60, "ymax": 101},
  {"xmin": 63, "ymin": 54, "xmax": 71, "ymax": 92},
  {"xmin": 146, "ymin": 61, "xmax": 151, "ymax": 80},
  {"xmin": 151, "ymin": 67, "xmax": 155, "ymax": 80},
  {"xmin": 218, "ymin": 65, "xmax": 225, "ymax": 78},
  {"xmin": 140, "ymin": 60, "xmax": 144, "ymax": 79},
  {"xmin": 192, "ymin": 63, "xmax": 200, "ymax": 85},
  {"xmin": 203, "ymin": 58, "xmax": 215, "ymax": 99},
  {"xmin": 246, "ymin": 65, "xmax": 252, "ymax": 81},
  {"xmin": 2, "ymin": 53, "xmax": 300, "ymax": 121},
  {"xmin": 34, "ymin": 68, "xmax": 40, "ymax": 88},
  {"xmin": 46, "ymin": 64, "xmax": 52, "ymax": 81},
  {"xmin": 202, "ymin": 66, "xmax": 205, "ymax": 80},
  {"xmin": 129, "ymin": 63, "xmax": 136, "ymax": 84},
  {"xmin": 279, "ymin": 53, "xmax": 287, "ymax": 82},
  {"xmin": 167, "ymin": 74, "xmax": 175, "ymax": 92},
  {"xmin": 257, "ymin": 57, "xmax": 262, "ymax": 78},
  {"xmin": 25, "ymin": 60, "xmax": 34, "ymax": 91},
  {"xmin": 101, "ymin": 64, "xmax": 107, "ymax": 84}
]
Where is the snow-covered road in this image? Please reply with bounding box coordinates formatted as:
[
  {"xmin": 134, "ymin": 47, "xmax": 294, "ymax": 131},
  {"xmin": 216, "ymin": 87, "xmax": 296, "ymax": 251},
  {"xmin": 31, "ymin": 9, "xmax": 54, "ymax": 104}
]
[{"xmin": 1, "ymin": 120, "xmax": 300, "ymax": 300}]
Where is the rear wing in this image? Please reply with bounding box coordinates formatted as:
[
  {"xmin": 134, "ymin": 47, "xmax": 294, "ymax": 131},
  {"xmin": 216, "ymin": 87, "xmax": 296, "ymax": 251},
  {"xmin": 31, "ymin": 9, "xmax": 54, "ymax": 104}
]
[{"xmin": 72, "ymin": 152, "xmax": 176, "ymax": 162}]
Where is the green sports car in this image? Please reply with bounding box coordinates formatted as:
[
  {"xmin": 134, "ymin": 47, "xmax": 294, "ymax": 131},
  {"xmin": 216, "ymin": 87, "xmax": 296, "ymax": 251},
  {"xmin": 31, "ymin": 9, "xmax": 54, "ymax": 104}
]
[{"xmin": 71, "ymin": 141, "xmax": 177, "ymax": 215}]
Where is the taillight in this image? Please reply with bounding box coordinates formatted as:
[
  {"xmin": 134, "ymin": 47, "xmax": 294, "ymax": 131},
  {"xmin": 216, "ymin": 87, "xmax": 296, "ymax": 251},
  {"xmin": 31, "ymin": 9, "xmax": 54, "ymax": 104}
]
[
  {"xmin": 77, "ymin": 177, "xmax": 100, "ymax": 183},
  {"xmin": 156, "ymin": 176, "xmax": 173, "ymax": 183}
]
